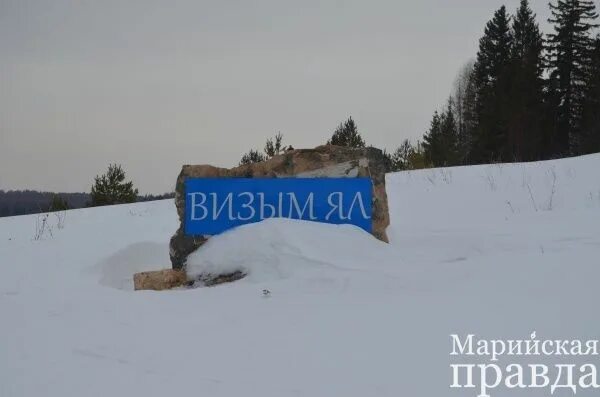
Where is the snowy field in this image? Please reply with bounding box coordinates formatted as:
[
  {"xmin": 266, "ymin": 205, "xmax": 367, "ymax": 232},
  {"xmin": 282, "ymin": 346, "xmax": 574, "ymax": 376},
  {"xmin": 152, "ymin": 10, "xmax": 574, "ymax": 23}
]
[{"xmin": 1, "ymin": 154, "xmax": 599, "ymax": 396}]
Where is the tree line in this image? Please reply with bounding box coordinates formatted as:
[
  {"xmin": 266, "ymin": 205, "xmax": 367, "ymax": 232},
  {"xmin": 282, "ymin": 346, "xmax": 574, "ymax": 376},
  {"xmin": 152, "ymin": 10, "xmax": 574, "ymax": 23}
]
[
  {"xmin": 0, "ymin": 165, "xmax": 173, "ymax": 218},
  {"xmin": 423, "ymin": 0, "xmax": 599, "ymax": 167},
  {"xmin": 240, "ymin": 0, "xmax": 599, "ymax": 171}
]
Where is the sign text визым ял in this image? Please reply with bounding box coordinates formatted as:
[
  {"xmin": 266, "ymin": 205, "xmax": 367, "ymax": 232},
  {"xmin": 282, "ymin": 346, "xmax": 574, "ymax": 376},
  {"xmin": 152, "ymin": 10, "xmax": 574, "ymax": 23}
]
[{"xmin": 184, "ymin": 178, "xmax": 372, "ymax": 235}]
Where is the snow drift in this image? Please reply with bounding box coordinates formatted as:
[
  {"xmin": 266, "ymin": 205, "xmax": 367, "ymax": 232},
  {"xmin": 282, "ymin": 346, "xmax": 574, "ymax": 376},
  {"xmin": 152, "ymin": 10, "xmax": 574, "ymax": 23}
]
[{"xmin": 186, "ymin": 218, "xmax": 397, "ymax": 283}]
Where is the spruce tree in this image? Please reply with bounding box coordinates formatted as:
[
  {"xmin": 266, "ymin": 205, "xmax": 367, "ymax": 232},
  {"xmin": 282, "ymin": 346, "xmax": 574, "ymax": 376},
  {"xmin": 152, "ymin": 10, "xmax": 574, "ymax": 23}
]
[
  {"xmin": 580, "ymin": 36, "xmax": 600, "ymax": 153},
  {"xmin": 439, "ymin": 99, "xmax": 460, "ymax": 166},
  {"xmin": 90, "ymin": 164, "xmax": 138, "ymax": 206},
  {"xmin": 546, "ymin": 0, "xmax": 599, "ymax": 155},
  {"xmin": 472, "ymin": 6, "xmax": 514, "ymax": 163},
  {"xmin": 327, "ymin": 117, "xmax": 366, "ymax": 148},
  {"xmin": 422, "ymin": 111, "xmax": 443, "ymax": 166},
  {"xmin": 423, "ymin": 100, "xmax": 459, "ymax": 167},
  {"xmin": 508, "ymin": 0, "xmax": 545, "ymax": 161},
  {"xmin": 389, "ymin": 139, "xmax": 413, "ymax": 171}
]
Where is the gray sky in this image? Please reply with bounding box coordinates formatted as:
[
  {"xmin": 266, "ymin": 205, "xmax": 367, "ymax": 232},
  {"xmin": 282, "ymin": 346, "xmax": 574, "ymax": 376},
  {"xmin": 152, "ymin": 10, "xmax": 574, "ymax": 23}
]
[{"xmin": 0, "ymin": 0, "xmax": 571, "ymax": 193}]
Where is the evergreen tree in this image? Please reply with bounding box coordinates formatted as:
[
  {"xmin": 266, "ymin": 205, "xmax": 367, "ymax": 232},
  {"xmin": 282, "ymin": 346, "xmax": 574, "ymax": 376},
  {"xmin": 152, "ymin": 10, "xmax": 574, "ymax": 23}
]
[
  {"xmin": 422, "ymin": 111, "xmax": 443, "ymax": 166},
  {"xmin": 423, "ymin": 100, "xmax": 459, "ymax": 166},
  {"xmin": 389, "ymin": 139, "xmax": 413, "ymax": 171},
  {"xmin": 472, "ymin": 6, "xmax": 514, "ymax": 163},
  {"xmin": 406, "ymin": 141, "xmax": 428, "ymax": 170},
  {"xmin": 90, "ymin": 164, "xmax": 138, "ymax": 206},
  {"xmin": 264, "ymin": 132, "xmax": 284, "ymax": 157},
  {"xmin": 327, "ymin": 117, "xmax": 366, "ymax": 148},
  {"xmin": 239, "ymin": 133, "xmax": 286, "ymax": 165},
  {"xmin": 239, "ymin": 149, "xmax": 266, "ymax": 165},
  {"xmin": 580, "ymin": 35, "xmax": 600, "ymax": 153},
  {"xmin": 546, "ymin": 0, "xmax": 599, "ymax": 155},
  {"xmin": 508, "ymin": 0, "xmax": 545, "ymax": 161},
  {"xmin": 387, "ymin": 141, "xmax": 428, "ymax": 171},
  {"xmin": 439, "ymin": 99, "xmax": 460, "ymax": 166}
]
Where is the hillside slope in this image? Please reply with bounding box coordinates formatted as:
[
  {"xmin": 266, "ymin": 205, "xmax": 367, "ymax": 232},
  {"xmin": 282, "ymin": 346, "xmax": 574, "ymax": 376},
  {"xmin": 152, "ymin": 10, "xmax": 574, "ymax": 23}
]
[{"xmin": 1, "ymin": 154, "xmax": 599, "ymax": 397}]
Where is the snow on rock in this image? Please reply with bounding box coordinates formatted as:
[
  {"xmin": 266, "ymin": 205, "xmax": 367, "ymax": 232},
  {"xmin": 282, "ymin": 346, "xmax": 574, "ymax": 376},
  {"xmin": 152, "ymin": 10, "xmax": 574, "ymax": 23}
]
[{"xmin": 186, "ymin": 218, "xmax": 397, "ymax": 283}]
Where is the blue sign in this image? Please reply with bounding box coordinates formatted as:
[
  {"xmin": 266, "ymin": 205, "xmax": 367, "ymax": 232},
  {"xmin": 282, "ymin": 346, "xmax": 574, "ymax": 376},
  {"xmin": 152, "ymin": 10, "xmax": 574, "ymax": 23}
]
[{"xmin": 184, "ymin": 178, "xmax": 372, "ymax": 235}]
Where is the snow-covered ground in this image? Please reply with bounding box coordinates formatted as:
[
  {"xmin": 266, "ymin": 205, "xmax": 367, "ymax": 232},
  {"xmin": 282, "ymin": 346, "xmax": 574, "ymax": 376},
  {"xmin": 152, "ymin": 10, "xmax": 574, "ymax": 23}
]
[{"xmin": 1, "ymin": 154, "xmax": 599, "ymax": 396}]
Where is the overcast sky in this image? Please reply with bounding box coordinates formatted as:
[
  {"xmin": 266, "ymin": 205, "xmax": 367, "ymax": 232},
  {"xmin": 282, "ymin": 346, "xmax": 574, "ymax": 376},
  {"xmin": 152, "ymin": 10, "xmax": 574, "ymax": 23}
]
[{"xmin": 0, "ymin": 0, "xmax": 579, "ymax": 194}]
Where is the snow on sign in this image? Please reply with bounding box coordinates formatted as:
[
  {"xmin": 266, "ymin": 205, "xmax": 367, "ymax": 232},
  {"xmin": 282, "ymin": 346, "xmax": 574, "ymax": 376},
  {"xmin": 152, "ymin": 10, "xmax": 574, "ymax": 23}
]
[{"xmin": 184, "ymin": 177, "xmax": 372, "ymax": 235}]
